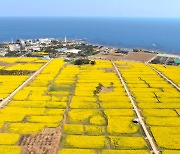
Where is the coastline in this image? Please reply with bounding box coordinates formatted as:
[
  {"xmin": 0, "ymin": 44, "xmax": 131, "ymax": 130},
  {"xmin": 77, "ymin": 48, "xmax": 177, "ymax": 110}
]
[
  {"xmin": 0, "ymin": 17, "xmax": 180, "ymax": 55},
  {"xmin": 1, "ymin": 37, "xmax": 180, "ymax": 57}
]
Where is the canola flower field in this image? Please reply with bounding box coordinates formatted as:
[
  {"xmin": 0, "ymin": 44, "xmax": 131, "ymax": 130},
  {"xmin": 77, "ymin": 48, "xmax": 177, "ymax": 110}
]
[
  {"xmin": 0, "ymin": 58, "xmax": 179, "ymax": 154},
  {"xmin": 150, "ymin": 64, "xmax": 180, "ymax": 87},
  {"xmin": 115, "ymin": 61, "xmax": 180, "ymax": 154},
  {"xmin": 0, "ymin": 58, "xmax": 48, "ymax": 99}
]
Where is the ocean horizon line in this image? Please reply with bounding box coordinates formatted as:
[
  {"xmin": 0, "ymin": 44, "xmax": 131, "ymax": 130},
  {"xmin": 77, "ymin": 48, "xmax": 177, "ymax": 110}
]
[{"xmin": 0, "ymin": 16, "xmax": 180, "ymax": 19}]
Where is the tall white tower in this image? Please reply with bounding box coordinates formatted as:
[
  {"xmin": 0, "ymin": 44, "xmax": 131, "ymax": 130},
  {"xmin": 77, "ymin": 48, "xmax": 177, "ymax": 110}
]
[
  {"xmin": 11, "ymin": 38, "xmax": 14, "ymax": 43},
  {"xmin": 65, "ymin": 36, "xmax": 67, "ymax": 43}
]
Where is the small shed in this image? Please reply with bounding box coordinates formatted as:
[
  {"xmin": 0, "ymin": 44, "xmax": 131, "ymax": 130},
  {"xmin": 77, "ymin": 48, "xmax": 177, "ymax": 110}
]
[{"xmin": 175, "ymin": 58, "xmax": 180, "ymax": 65}]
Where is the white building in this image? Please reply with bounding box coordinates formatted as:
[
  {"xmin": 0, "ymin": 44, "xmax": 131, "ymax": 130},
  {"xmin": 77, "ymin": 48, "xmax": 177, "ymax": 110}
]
[
  {"xmin": 30, "ymin": 46, "xmax": 41, "ymax": 51},
  {"xmin": 16, "ymin": 39, "xmax": 26, "ymax": 50},
  {"xmin": 8, "ymin": 44, "xmax": 21, "ymax": 51},
  {"xmin": 64, "ymin": 49, "xmax": 81, "ymax": 54},
  {"xmin": 38, "ymin": 38, "xmax": 52, "ymax": 45},
  {"xmin": 0, "ymin": 50, "xmax": 8, "ymax": 57}
]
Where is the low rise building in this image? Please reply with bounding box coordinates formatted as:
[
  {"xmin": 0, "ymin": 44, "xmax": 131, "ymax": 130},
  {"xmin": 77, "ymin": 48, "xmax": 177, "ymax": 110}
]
[
  {"xmin": 56, "ymin": 48, "xmax": 81, "ymax": 54},
  {"xmin": 0, "ymin": 50, "xmax": 8, "ymax": 57},
  {"xmin": 175, "ymin": 58, "xmax": 180, "ymax": 65},
  {"xmin": 38, "ymin": 38, "xmax": 52, "ymax": 45},
  {"xmin": 64, "ymin": 49, "xmax": 81, "ymax": 54},
  {"xmin": 8, "ymin": 44, "xmax": 21, "ymax": 51},
  {"xmin": 55, "ymin": 47, "xmax": 68, "ymax": 52}
]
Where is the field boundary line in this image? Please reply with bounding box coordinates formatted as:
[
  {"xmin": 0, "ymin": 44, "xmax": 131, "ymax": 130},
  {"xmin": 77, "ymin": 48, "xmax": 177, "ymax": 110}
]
[
  {"xmin": 112, "ymin": 61, "xmax": 159, "ymax": 154},
  {"xmin": 58, "ymin": 73, "xmax": 78, "ymax": 150},
  {"xmin": 44, "ymin": 62, "xmax": 68, "ymax": 95},
  {"xmin": 149, "ymin": 65, "xmax": 180, "ymax": 92},
  {"xmin": 0, "ymin": 58, "xmax": 53, "ymax": 108}
]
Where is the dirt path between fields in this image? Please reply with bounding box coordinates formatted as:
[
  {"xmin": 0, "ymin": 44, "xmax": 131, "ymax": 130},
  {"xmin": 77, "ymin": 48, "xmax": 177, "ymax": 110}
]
[
  {"xmin": 0, "ymin": 59, "xmax": 53, "ymax": 108},
  {"xmin": 149, "ymin": 65, "xmax": 180, "ymax": 92},
  {"xmin": 112, "ymin": 61, "xmax": 159, "ymax": 154}
]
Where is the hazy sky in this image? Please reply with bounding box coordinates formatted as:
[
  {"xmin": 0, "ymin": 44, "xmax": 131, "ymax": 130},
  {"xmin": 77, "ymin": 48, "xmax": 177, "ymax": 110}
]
[{"xmin": 0, "ymin": 0, "xmax": 180, "ymax": 18}]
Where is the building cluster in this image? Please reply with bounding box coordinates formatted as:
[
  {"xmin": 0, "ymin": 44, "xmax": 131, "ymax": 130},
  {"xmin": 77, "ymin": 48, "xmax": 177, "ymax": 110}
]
[
  {"xmin": 7, "ymin": 38, "xmax": 57, "ymax": 52},
  {"xmin": 0, "ymin": 48, "xmax": 8, "ymax": 56},
  {"xmin": 2, "ymin": 38, "xmax": 85, "ymax": 53},
  {"xmin": 1, "ymin": 37, "xmax": 179, "ymax": 65},
  {"xmin": 93, "ymin": 46, "xmax": 119, "ymax": 54},
  {"xmin": 150, "ymin": 54, "xmax": 180, "ymax": 65}
]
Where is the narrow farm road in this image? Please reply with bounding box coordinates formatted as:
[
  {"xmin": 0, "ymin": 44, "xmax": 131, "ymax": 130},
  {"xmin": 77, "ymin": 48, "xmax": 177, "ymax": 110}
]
[
  {"xmin": 0, "ymin": 58, "xmax": 53, "ymax": 108},
  {"xmin": 112, "ymin": 61, "xmax": 159, "ymax": 154},
  {"xmin": 149, "ymin": 65, "xmax": 180, "ymax": 92}
]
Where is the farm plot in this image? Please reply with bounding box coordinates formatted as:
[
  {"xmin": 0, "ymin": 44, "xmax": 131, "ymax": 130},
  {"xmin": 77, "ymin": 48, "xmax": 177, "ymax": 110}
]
[
  {"xmin": 0, "ymin": 58, "xmax": 48, "ymax": 99},
  {"xmin": 5, "ymin": 57, "xmax": 48, "ymax": 71},
  {"xmin": 3, "ymin": 59, "xmax": 178, "ymax": 153},
  {"xmin": 151, "ymin": 64, "xmax": 180, "ymax": 87},
  {"xmin": 0, "ymin": 59, "xmax": 72, "ymax": 153},
  {"xmin": 0, "ymin": 66, "xmax": 4, "ymax": 69},
  {"xmin": 0, "ymin": 76, "xmax": 28, "ymax": 99},
  {"xmin": 59, "ymin": 60, "xmax": 149, "ymax": 154},
  {"xmin": 116, "ymin": 61, "xmax": 180, "ymax": 153}
]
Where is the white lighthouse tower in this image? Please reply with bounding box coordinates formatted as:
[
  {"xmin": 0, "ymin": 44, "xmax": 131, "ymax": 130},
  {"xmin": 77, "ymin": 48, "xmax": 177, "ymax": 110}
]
[{"xmin": 65, "ymin": 36, "xmax": 67, "ymax": 43}]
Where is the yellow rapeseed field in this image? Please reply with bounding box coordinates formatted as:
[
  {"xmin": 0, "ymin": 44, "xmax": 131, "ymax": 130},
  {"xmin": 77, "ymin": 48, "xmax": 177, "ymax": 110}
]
[
  {"xmin": 0, "ymin": 146, "xmax": 21, "ymax": 154},
  {"xmin": 0, "ymin": 133, "xmax": 20, "ymax": 145},
  {"xmin": 151, "ymin": 126, "xmax": 180, "ymax": 149},
  {"xmin": 84, "ymin": 125, "xmax": 105, "ymax": 135},
  {"xmin": 58, "ymin": 149, "xmax": 95, "ymax": 154},
  {"xmin": 6, "ymin": 63, "xmax": 43, "ymax": 71},
  {"xmin": 110, "ymin": 136, "xmax": 147, "ymax": 149},
  {"xmin": 63, "ymin": 135, "xmax": 108, "ymax": 149},
  {"xmin": 116, "ymin": 61, "xmax": 180, "ymax": 151},
  {"xmin": 101, "ymin": 150, "xmax": 150, "ymax": 154},
  {"xmin": 7, "ymin": 123, "xmax": 45, "ymax": 134},
  {"xmin": 63, "ymin": 124, "xmax": 83, "ymax": 135},
  {"xmin": 151, "ymin": 64, "xmax": 180, "ymax": 87},
  {"xmin": 0, "ymin": 58, "xmax": 179, "ymax": 153}
]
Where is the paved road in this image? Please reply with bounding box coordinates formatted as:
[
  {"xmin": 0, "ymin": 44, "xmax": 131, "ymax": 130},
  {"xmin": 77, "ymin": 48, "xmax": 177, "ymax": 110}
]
[
  {"xmin": 112, "ymin": 62, "xmax": 159, "ymax": 154},
  {"xmin": 0, "ymin": 58, "xmax": 53, "ymax": 108}
]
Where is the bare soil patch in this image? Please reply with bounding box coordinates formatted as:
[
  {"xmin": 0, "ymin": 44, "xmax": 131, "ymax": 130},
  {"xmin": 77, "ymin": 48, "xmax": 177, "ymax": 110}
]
[
  {"xmin": 123, "ymin": 52, "xmax": 156, "ymax": 62},
  {"xmin": 19, "ymin": 127, "xmax": 61, "ymax": 154},
  {"xmin": 101, "ymin": 87, "xmax": 113, "ymax": 93},
  {"xmin": 89, "ymin": 53, "xmax": 125, "ymax": 61},
  {"xmin": 99, "ymin": 68, "xmax": 116, "ymax": 73},
  {"xmin": 0, "ymin": 62, "xmax": 10, "ymax": 66}
]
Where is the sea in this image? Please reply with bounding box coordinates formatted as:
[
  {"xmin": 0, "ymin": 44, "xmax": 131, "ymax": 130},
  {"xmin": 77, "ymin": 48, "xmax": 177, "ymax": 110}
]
[{"xmin": 0, "ymin": 17, "xmax": 180, "ymax": 55}]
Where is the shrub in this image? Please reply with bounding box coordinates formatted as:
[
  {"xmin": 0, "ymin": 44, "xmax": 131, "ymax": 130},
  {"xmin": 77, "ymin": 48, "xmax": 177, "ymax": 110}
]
[{"xmin": 74, "ymin": 59, "xmax": 96, "ymax": 65}]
